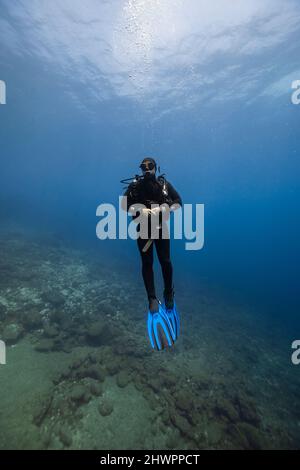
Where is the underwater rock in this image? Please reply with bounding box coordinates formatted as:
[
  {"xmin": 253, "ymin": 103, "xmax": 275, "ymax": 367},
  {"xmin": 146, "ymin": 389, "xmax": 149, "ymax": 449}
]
[
  {"xmin": 86, "ymin": 320, "xmax": 114, "ymax": 345},
  {"xmin": 43, "ymin": 324, "xmax": 59, "ymax": 338},
  {"xmin": 42, "ymin": 431, "xmax": 52, "ymax": 448},
  {"xmin": 22, "ymin": 309, "xmax": 43, "ymax": 330},
  {"xmin": 79, "ymin": 365, "xmax": 106, "ymax": 382},
  {"xmin": 59, "ymin": 428, "xmax": 72, "ymax": 447},
  {"xmin": 195, "ymin": 372, "xmax": 210, "ymax": 391},
  {"xmin": 59, "ymin": 365, "xmax": 72, "ymax": 380},
  {"xmin": 175, "ymin": 391, "xmax": 195, "ymax": 415},
  {"xmin": 71, "ymin": 280, "xmax": 80, "ymax": 288},
  {"xmin": 170, "ymin": 413, "xmax": 193, "ymax": 439},
  {"xmin": 50, "ymin": 310, "xmax": 69, "ymax": 327},
  {"xmin": 56, "ymin": 353, "xmax": 106, "ymax": 381},
  {"xmin": 188, "ymin": 410, "xmax": 204, "ymax": 427},
  {"xmin": 0, "ymin": 303, "xmax": 7, "ymax": 321},
  {"xmin": 52, "ymin": 395, "xmax": 74, "ymax": 420},
  {"xmin": 133, "ymin": 380, "xmax": 143, "ymax": 393},
  {"xmin": 116, "ymin": 370, "xmax": 131, "ymax": 388},
  {"xmin": 93, "ymin": 348, "xmax": 110, "ymax": 364},
  {"xmin": 131, "ymin": 359, "xmax": 146, "ymax": 375},
  {"xmin": 53, "ymin": 336, "xmax": 74, "ymax": 353},
  {"xmin": 193, "ymin": 431, "xmax": 207, "ymax": 449},
  {"xmin": 106, "ymin": 359, "xmax": 121, "ymax": 376},
  {"xmin": 237, "ymin": 422, "xmax": 264, "ymax": 450},
  {"xmin": 35, "ymin": 338, "xmax": 55, "ymax": 352},
  {"xmin": 32, "ymin": 390, "xmax": 54, "ymax": 426},
  {"xmin": 98, "ymin": 300, "xmax": 114, "ymax": 316},
  {"xmin": 88, "ymin": 352, "xmax": 98, "ymax": 364},
  {"xmin": 86, "ymin": 320, "xmax": 105, "ymax": 338},
  {"xmin": 90, "ymin": 365, "xmax": 106, "ymax": 381},
  {"xmin": 142, "ymin": 384, "xmax": 153, "ymax": 403},
  {"xmin": 147, "ymin": 393, "xmax": 161, "ymax": 412},
  {"xmin": 71, "ymin": 323, "xmax": 85, "ymax": 337},
  {"xmin": 240, "ymin": 402, "xmax": 260, "ymax": 426},
  {"xmin": 163, "ymin": 373, "xmax": 177, "ymax": 389},
  {"xmin": 69, "ymin": 384, "xmax": 90, "ymax": 404},
  {"xmin": 70, "ymin": 355, "xmax": 87, "ymax": 370},
  {"xmin": 205, "ymin": 422, "xmax": 223, "ymax": 446},
  {"xmin": 148, "ymin": 378, "xmax": 162, "ymax": 394},
  {"xmin": 235, "ymin": 395, "xmax": 260, "ymax": 426},
  {"xmin": 227, "ymin": 423, "xmax": 250, "ymax": 449},
  {"xmin": 165, "ymin": 433, "xmax": 180, "ymax": 450},
  {"xmin": 42, "ymin": 290, "xmax": 65, "ymax": 307},
  {"xmin": 113, "ymin": 341, "xmax": 142, "ymax": 357},
  {"xmin": 2, "ymin": 323, "xmax": 24, "ymax": 344},
  {"xmin": 52, "ymin": 372, "xmax": 62, "ymax": 385},
  {"xmin": 98, "ymin": 399, "xmax": 113, "ymax": 417},
  {"xmin": 161, "ymin": 410, "xmax": 171, "ymax": 426},
  {"xmin": 90, "ymin": 381, "xmax": 103, "ymax": 397},
  {"xmin": 214, "ymin": 398, "xmax": 240, "ymax": 423}
]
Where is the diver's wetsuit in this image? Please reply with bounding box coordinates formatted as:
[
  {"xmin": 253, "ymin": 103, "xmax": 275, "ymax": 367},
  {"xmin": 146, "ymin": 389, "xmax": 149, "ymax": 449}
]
[
  {"xmin": 137, "ymin": 234, "xmax": 172, "ymax": 300},
  {"xmin": 123, "ymin": 175, "xmax": 182, "ymax": 300}
]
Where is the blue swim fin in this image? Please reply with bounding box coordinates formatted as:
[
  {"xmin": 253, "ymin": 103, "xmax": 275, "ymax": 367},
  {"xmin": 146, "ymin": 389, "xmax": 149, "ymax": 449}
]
[
  {"xmin": 147, "ymin": 302, "xmax": 175, "ymax": 351},
  {"xmin": 163, "ymin": 301, "xmax": 180, "ymax": 341}
]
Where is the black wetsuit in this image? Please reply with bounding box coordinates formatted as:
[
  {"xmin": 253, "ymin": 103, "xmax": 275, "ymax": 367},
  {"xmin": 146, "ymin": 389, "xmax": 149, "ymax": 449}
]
[{"xmin": 123, "ymin": 175, "xmax": 182, "ymax": 300}]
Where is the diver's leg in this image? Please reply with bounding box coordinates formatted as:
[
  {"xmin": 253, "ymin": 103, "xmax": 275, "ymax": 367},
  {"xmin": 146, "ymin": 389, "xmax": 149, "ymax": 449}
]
[
  {"xmin": 155, "ymin": 237, "xmax": 174, "ymax": 302},
  {"xmin": 156, "ymin": 237, "xmax": 175, "ymax": 309},
  {"xmin": 137, "ymin": 238, "xmax": 156, "ymax": 302}
]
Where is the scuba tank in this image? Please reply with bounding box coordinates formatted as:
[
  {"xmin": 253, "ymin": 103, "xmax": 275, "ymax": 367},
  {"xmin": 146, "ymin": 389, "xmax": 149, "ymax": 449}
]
[{"xmin": 121, "ymin": 173, "xmax": 170, "ymax": 204}]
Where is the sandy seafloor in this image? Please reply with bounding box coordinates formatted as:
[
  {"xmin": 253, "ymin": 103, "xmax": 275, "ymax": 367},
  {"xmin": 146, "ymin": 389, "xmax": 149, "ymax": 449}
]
[{"xmin": 0, "ymin": 226, "xmax": 299, "ymax": 450}]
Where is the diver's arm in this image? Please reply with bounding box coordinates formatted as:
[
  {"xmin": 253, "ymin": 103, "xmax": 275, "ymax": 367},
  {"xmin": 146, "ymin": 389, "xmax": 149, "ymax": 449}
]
[
  {"xmin": 166, "ymin": 182, "xmax": 182, "ymax": 210},
  {"xmin": 121, "ymin": 184, "xmax": 147, "ymax": 216},
  {"xmin": 121, "ymin": 184, "xmax": 136, "ymax": 213}
]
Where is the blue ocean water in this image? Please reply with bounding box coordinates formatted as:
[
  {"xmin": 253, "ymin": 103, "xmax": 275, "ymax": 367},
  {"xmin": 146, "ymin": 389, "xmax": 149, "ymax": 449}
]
[{"xmin": 0, "ymin": 0, "xmax": 300, "ymax": 450}]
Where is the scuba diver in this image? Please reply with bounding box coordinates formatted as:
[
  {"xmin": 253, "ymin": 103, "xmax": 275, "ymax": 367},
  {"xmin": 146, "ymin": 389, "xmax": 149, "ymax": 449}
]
[{"xmin": 121, "ymin": 157, "xmax": 182, "ymax": 351}]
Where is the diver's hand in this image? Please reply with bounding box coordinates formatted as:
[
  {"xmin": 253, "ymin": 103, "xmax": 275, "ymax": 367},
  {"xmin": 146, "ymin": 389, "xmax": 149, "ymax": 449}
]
[
  {"xmin": 141, "ymin": 208, "xmax": 153, "ymax": 217},
  {"xmin": 149, "ymin": 207, "xmax": 161, "ymax": 216},
  {"xmin": 141, "ymin": 207, "xmax": 167, "ymax": 217}
]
